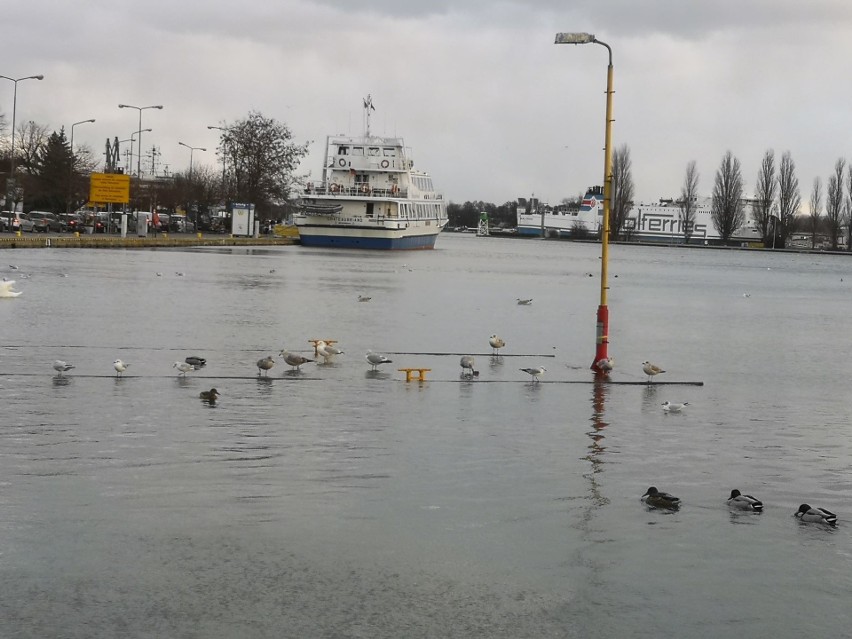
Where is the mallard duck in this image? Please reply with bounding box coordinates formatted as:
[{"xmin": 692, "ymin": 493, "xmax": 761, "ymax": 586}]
[
  {"xmin": 641, "ymin": 486, "xmax": 681, "ymax": 510},
  {"xmin": 794, "ymin": 504, "xmax": 837, "ymax": 527},
  {"xmin": 642, "ymin": 361, "xmax": 665, "ymax": 383},
  {"xmin": 199, "ymin": 388, "xmax": 220, "ymax": 402},
  {"xmin": 489, "ymin": 334, "xmax": 506, "ymax": 355},
  {"xmin": 727, "ymin": 489, "xmax": 763, "ymax": 512},
  {"xmin": 185, "ymin": 356, "xmax": 206, "ymax": 369}
]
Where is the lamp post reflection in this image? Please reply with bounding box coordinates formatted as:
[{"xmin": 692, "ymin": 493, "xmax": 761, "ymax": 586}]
[{"xmin": 584, "ymin": 380, "xmax": 610, "ymax": 508}]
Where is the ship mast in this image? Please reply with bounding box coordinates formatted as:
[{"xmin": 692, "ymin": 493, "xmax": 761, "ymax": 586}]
[{"xmin": 363, "ymin": 94, "xmax": 376, "ymax": 137}]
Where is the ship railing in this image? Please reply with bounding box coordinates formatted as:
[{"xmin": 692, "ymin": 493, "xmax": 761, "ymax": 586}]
[{"xmin": 303, "ymin": 183, "xmax": 408, "ymax": 198}]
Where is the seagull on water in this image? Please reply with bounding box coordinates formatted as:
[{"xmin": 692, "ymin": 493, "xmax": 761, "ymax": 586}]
[
  {"xmin": 595, "ymin": 357, "xmax": 614, "ymax": 374},
  {"xmin": 662, "ymin": 401, "xmax": 688, "ymax": 413},
  {"xmin": 727, "ymin": 489, "xmax": 763, "ymax": 512},
  {"xmin": 199, "ymin": 388, "xmax": 220, "ymax": 403},
  {"xmin": 520, "ymin": 366, "xmax": 546, "ymax": 383},
  {"xmin": 279, "ymin": 349, "xmax": 314, "ymax": 371},
  {"xmin": 53, "ymin": 360, "xmax": 75, "ymax": 376},
  {"xmin": 0, "ymin": 280, "xmax": 22, "ymax": 297},
  {"xmin": 794, "ymin": 504, "xmax": 837, "ymax": 527},
  {"xmin": 516, "ymin": 298, "xmax": 533, "ymax": 305},
  {"xmin": 9, "ymin": 264, "xmax": 19, "ymax": 270},
  {"xmin": 642, "ymin": 361, "xmax": 665, "ymax": 383},
  {"xmin": 256, "ymin": 356, "xmax": 275, "ymax": 376},
  {"xmin": 185, "ymin": 356, "xmax": 206, "ymax": 369},
  {"xmin": 113, "ymin": 359, "xmax": 129, "ymax": 377},
  {"xmin": 316, "ymin": 340, "xmax": 344, "ymax": 364},
  {"xmin": 365, "ymin": 350, "xmax": 393, "ymax": 371},
  {"xmin": 358, "ymin": 295, "xmax": 372, "ymax": 302},
  {"xmin": 173, "ymin": 361, "xmax": 195, "ymax": 376},
  {"xmin": 489, "ymin": 334, "xmax": 506, "ymax": 355},
  {"xmin": 641, "ymin": 486, "xmax": 681, "ymax": 510},
  {"xmin": 460, "ymin": 355, "xmax": 479, "ymax": 378}
]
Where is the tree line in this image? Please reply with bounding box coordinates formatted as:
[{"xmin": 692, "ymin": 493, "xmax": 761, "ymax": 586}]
[{"xmin": 0, "ymin": 110, "xmax": 307, "ymax": 224}]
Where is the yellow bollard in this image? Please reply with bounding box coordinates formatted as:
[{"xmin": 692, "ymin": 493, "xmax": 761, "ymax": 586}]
[
  {"xmin": 15, "ymin": 230, "xmax": 21, "ymax": 237},
  {"xmin": 197, "ymin": 232, "xmax": 202, "ymax": 239},
  {"xmin": 74, "ymin": 232, "xmax": 79, "ymax": 237}
]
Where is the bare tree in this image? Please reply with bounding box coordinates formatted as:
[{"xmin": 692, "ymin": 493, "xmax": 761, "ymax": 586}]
[
  {"xmin": 212, "ymin": 111, "xmax": 308, "ymax": 220},
  {"xmin": 14, "ymin": 120, "xmax": 49, "ymax": 173},
  {"xmin": 825, "ymin": 158, "xmax": 844, "ymax": 250},
  {"xmin": 845, "ymin": 165, "xmax": 852, "ymax": 251},
  {"xmin": 807, "ymin": 177, "xmax": 823, "ymax": 249},
  {"xmin": 610, "ymin": 144, "xmax": 634, "ymax": 240},
  {"xmin": 711, "ymin": 151, "xmax": 745, "ymax": 242},
  {"xmin": 776, "ymin": 151, "xmax": 800, "ymax": 249},
  {"xmin": 753, "ymin": 150, "xmax": 777, "ymax": 245},
  {"xmin": 679, "ymin": 160, "xmax": 699, "ymax": 243}
]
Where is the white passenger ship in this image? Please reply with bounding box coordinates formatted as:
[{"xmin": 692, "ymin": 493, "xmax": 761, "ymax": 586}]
[
  {"xmin": 517, "ymin": 186, "xmax": 763, "ymax": 244},
  {"xmin": 294, "ymin": 97, "xmax": 448, "ymax": 249}
]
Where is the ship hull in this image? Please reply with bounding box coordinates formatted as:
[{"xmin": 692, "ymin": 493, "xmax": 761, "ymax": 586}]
[{"xmin": 297, "ymin": 224, "xmax": 441, "ymax": 250}]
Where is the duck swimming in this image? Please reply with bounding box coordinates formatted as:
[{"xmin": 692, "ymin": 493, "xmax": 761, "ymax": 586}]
[
  {"xmin": 199, "ymin": 388, "xmax": 220, "ymax": 402},
  {"xmin": 641, "ymin": 486, "xmax": 681, "ymax": 510},
  {"xmin": 794, "ymin": 504, "xmax": 837, "ymax": 527},
  {"xmin": 727, "ymin": 489, "xmax": 763, "ymax": 512}
]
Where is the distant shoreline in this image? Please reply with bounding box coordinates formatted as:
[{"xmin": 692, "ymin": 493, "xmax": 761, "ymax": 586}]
[{"xmin": 0, "ymin": 234, "xmax": 298, "ymax": 250}]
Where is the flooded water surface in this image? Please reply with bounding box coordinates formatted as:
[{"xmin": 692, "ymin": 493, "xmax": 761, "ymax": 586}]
[{"xmin": 1, "ymin": 235, "xmax": 851, "ymax": 637}]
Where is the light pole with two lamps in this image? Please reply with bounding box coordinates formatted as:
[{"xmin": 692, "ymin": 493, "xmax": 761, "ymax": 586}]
[
  {"xmin": 1, "ymin": 73, "xmax": 44, "ymax": 222},
  {"xmin": 178, "ymin": 142, "xmax": 206, "ymax": 181},
  {"xmin": 554, "ymin": 32, "xmax": 615, "ymax": 375},
  {"xmin": 118, "ymin": 103, "xmax": 163, "ymax": 177},
  {"xmin": 66, "ymin": 118, "xmax": 96, "ymax": 214}
]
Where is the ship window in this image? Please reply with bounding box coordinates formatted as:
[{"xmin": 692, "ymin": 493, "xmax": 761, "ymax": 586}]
[
  {"xmin": 352, "ymin": 147, "xmax": 364, "ymax": 156},
  {"xmin": 382, "ymin": 148, "xmax": 395, "ymax": 156},
  {"xmin": 368, "ymin": 147, "xmax": 380, "ymax": 156},
  {"xmin": 338, "ymin": 146, "xmax": 349, "ymax": 155}
]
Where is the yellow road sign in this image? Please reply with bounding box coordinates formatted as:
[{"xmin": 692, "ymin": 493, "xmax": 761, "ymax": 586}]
[{"xmin": 89, "ymin": 173, "xmax": 131, "ymax": 204}]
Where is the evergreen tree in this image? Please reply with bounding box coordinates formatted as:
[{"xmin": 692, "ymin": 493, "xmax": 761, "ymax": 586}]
[{"xmin": 30, "ymin": 127, "xmax": 73, "ymax": 212}]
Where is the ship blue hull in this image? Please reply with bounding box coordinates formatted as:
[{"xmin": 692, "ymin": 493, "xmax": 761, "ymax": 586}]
[{"xmin": 298, "ymin": 231, "xmax": 440, "ymax": 250}]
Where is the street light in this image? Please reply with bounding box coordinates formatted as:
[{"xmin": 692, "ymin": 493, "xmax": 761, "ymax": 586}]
[
  {"xmin": 554, "ymin": 32, "xmax": 614, "ymax": 375},
  {"xmin": 119, "ymin": 128, "xmax": 152, "ymax": 176},
  {"xmin": 207, "ymin": 125, "xmax": 229, "ymax": 197},
  {"xmin": 1, "ymin": 74, "xmax": 44, "ymax": 217},
  {"xmin": 66, "ymin": 118, "xmax": 96, "ymax": 214},
  {"xmin": 118, "ymin": 103, "xmax": 163, "ymax": 177},
  {"xmin": 178, "ymin": 142, "xmax": 206, "ymax": 180}
]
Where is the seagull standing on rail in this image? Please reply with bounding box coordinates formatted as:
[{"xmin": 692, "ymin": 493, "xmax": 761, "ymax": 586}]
[{"xmin": 642, "ymin": 361, "xmax": 665, "ymax": 383}]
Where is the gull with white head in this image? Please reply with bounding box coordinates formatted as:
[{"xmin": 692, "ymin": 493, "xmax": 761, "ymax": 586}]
[
  {"xmin": 53, "ymin": 360, "xmax": 75, "ymax": 376},
  {"xmin": 113, "ymin": 359, "xmax": 129, "ymax": 377},
  {"xmin": 520, "ymin": 366, "xmax": 546, "ymax": 383},
  {"xmin": 366, "ymin": 350, "xmax": 393, "ymax": 371},
  {"xmin": 173, "ymin": 361, "xmax": 195, "ymax": 376}
]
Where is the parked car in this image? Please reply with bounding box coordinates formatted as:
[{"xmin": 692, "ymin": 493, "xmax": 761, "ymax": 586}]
[
  {"xmin": 60, "ymin": 213, "xmax": 85, "ymax": 233},
  {"xmin": 27, "ymin": 211, "xmax": 66, "ymax": 233},
  {"xmin": 169, "ymin": 215, "xmax": 194, "ymax": 233},
  {"xmin": 1, "ymin": 212, "xmax": 33, "ymax": 232}
]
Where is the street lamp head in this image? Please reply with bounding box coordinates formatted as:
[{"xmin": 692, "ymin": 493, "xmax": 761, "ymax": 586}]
[
  {"xmin": 554, "ymin": 32, "xmax": 596, "ymax": 45},
  {"xmin": 32, "ymin": 74, "xmax": 44, "ymax": 81},
  {"xmin": 118, "ymin": 104, "xmax": 130, "ymax": 109}
]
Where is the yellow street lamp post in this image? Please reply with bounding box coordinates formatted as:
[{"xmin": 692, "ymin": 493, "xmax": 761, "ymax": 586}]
[{"xmin": 554, "ymin": 32, "xmax": 614, "ymax": 375}]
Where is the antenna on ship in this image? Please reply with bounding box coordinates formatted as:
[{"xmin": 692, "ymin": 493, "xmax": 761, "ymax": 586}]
[{"xmin": 363, "ymin": 94, "xmax": 376, "ymax": 137}]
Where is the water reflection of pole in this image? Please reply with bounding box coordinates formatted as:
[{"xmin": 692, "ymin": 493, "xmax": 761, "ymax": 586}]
[{"xmin": 584, "ymin": 380, "xmax": 610, "ymax": 508}]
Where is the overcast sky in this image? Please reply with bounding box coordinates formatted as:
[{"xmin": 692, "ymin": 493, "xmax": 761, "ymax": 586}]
[{"xmin": 3, "ymin": 0, "xmax": 851, "ymax": 206}]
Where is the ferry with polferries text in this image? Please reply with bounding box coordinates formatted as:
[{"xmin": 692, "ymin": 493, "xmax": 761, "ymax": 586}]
[
  {"xmin": 294, "ymin": 96, "xmax": 448, "ymax": 249},
  {"xmin": 516, "ymin": 186, "xmax": 763, "ymax": 245}
]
